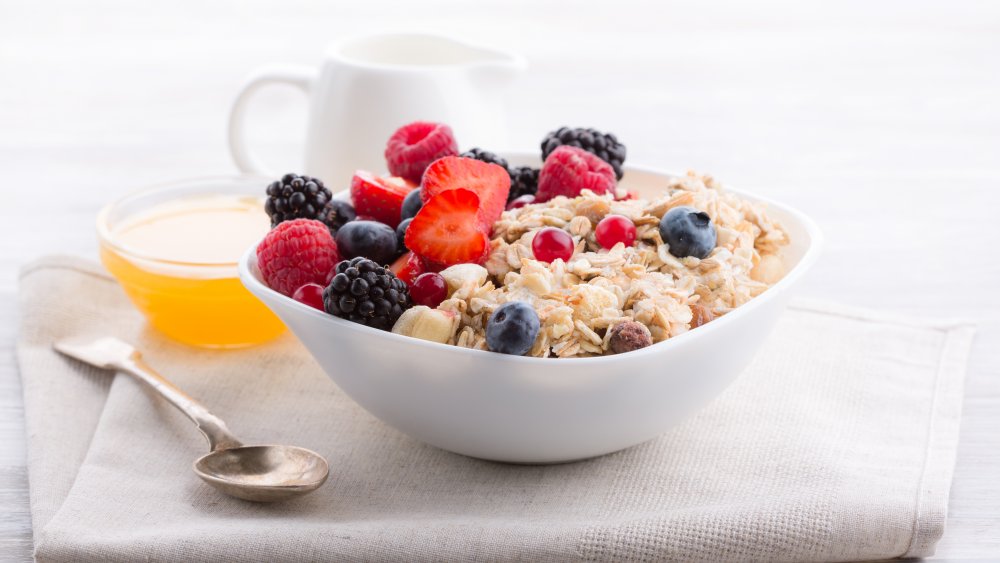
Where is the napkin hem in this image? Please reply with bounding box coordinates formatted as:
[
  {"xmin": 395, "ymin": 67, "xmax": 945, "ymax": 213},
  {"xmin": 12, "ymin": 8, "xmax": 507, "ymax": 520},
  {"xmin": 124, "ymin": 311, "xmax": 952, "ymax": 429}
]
[
  {"xmin": 780, "ymin": 297, "xmax": 976, "ymax": 558},
  {"xmin": 903, "ymin": 324, "xmax": 975, "ymax": 557},
  {"xmin": 17, "ymin": 254, "xmax": 117, "ymax": 555}
]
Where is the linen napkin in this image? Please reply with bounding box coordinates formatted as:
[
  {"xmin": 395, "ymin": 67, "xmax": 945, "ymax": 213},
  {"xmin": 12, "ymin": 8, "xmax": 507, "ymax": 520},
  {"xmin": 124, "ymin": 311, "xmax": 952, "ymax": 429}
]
[{"xmin": 17, "ymin": 255, "xmax": 975, "ymax": 562}]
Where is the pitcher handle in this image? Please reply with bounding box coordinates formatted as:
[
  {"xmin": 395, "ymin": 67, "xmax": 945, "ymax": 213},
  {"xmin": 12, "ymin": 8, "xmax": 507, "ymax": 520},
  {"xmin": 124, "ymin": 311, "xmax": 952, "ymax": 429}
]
[{"xmin": 227, "ymin": 65, "xmax": 316, "ymax": 176}]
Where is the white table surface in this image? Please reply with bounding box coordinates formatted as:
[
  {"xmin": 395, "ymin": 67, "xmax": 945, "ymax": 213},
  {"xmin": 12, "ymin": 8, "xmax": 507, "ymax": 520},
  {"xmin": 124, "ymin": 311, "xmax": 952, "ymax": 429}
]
[{"xmin": 2, "ymin": 0, "xmax": 998, "ymax": 560}]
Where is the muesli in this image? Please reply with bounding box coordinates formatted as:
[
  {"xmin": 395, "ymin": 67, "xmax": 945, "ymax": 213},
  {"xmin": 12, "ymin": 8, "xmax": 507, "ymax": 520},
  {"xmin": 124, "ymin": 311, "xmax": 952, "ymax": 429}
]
[
  {"xmin": 254, "ymin": 123, "xmax": 788, "ymax": 357},
  {"xmin": 437, "ymin": 172, "xmax": 788, "ymax": 358}
]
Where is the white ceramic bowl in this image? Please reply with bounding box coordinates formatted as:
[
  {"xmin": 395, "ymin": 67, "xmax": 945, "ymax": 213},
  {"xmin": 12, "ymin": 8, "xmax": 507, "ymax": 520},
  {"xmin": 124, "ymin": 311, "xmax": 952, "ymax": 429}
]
[{"xmin": 239, "ymin": 156, "xmax": 822, "ymax": 463}]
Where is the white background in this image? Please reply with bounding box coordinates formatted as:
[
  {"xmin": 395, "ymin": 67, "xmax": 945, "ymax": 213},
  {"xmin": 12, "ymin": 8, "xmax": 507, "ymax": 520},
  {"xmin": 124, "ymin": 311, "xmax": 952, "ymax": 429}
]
[{"xmin": 1, "ymin": 0, "xmax": 998, "ymax": 559}]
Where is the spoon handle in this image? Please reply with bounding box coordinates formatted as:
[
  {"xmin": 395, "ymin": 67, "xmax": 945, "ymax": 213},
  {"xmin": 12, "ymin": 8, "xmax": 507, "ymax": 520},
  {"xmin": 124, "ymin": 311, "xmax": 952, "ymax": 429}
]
[{"xmin": 117, "ymin": 352, "xmax": 244, "ymax": 452}]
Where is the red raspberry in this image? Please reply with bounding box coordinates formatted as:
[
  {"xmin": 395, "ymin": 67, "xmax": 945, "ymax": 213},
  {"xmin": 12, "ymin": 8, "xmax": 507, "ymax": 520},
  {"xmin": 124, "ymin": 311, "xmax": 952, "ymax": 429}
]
[
  {"xmin": 384, "ymin": 121, "xmax": 459, "ymax": 184},
  {"xmin": 256, "ymin": 219, "xmax": 339, "ymax": 297},
  {"xmin": 535, "ymin": 145, "xmax": 616, "ymax": 203}
]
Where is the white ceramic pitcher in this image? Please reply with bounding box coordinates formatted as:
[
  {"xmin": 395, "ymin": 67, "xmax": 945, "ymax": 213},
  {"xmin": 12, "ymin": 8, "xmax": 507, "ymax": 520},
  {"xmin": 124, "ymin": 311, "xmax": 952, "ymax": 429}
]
[{"xmin": 228, "ymin": 33, "xmax": 525, "ymax": 187}]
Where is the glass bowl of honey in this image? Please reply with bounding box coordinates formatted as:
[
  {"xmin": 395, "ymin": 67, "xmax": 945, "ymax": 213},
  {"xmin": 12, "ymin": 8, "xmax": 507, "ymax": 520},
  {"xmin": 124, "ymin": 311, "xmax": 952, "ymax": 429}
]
[{"xmin": 97, "ymin": 176, "xmax": 286, "ymax": 348}]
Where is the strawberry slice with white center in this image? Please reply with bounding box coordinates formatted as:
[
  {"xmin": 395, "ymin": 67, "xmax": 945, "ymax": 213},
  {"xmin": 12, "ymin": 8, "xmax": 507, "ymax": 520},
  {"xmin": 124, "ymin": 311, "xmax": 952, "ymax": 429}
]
[
  {"xmin": 350, "ymin": 170, "xmax": 415, "ymax": 228},
  {"xmin": 405, "ymin": 188, "xmax": 489, "ymax": 266},
  {"xmin": 420, "ymin": 156, "xmax": 510, "ymax": 232}
]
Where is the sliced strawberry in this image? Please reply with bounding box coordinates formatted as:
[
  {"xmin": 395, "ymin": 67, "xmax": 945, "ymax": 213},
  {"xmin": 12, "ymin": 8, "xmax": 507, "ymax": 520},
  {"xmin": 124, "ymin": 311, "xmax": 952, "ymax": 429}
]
[
  {"xmin": 421, "ymin": 156, "xmax": 510, "ymax": 232},
  {"xmin": 389, "ymin": 252, "xmax": 445, "ymax": 287},
  {"xmin": 405, "ymin": 188, "xmax": 489, "ymax": 266},
  {"xmin": 350, "ymin": 171, "xmax": 415, "ymax": 228},
  {"xmin": 421, "ymin": 258, "xmax": 447, "ymax": 273},
  {"xmin": 389, "ymin": 251, "xmax": 427, "ymax": 288},
  {"xmin": 390, "ymin": 252, "xmax": 410, "ymax": 275}
]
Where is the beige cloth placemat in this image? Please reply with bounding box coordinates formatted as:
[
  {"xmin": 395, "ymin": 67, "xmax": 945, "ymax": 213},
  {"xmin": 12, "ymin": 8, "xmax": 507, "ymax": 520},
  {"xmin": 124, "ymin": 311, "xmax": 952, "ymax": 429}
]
[{"xmin": 16, "ymin": 256, "xmax": 975, "ymax": 562}]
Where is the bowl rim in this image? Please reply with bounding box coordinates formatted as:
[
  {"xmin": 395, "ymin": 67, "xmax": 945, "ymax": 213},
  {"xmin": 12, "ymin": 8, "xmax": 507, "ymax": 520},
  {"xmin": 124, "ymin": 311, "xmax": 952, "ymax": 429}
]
[{"xmin": 239, "ymin": 156, "xmax": 823, "ymax": 364}]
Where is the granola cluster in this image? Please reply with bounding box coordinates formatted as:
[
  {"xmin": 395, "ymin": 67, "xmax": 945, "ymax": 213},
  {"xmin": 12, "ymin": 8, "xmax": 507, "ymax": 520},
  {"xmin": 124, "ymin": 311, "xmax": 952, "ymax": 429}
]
[{"xmin": 433, "ymin": 171, "xmax": 788, "ymax": 358}]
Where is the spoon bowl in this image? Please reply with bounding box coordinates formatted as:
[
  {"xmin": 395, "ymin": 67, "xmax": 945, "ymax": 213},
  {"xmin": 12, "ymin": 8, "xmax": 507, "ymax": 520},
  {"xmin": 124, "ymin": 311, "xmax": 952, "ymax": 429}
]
[
  {"xmin": 194, "ymin": 445, "xmax": 329, "ymax": 502},
  {"xmin": 53, "ymin": 336, "xmax": 329, "ymax": 502}
]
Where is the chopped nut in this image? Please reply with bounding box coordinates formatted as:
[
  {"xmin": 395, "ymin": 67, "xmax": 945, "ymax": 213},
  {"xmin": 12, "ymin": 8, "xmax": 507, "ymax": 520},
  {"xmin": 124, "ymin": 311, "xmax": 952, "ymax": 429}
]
[{"xmin": 690, "ymin": 303, "xmax": 715, "ymax": 329}]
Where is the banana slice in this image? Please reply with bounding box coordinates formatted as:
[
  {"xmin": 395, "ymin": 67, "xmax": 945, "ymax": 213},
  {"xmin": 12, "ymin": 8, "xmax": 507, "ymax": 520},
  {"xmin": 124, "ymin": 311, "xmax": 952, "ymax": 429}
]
[
  {"xmin": 392, "ymin": 306, "xmax": 456, "ymax": 344},
  {"xmin": 391, "ymin": 306, "xmax": 427, "ymax": 336}
]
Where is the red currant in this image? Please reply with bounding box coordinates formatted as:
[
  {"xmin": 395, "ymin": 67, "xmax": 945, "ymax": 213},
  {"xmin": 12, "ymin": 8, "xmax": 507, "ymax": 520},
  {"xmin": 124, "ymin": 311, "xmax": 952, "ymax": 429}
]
[
  {"xmin": 595, "ymin": 214, "xmax": 637, "ymax": 249},
  {"xmin": 506, "ymin": 194, "xmax": 535, "ymax": 210},
  {"xmin": 292, "ymin": 283, "xmax": 325, "ymax": 311},
  {"xmin": 409, "ymin": 272, "xmax": 448, "ymax": 307},
  {"xmin": 531, "ymin": 227, "xmax": 575, "ymax": 263}
]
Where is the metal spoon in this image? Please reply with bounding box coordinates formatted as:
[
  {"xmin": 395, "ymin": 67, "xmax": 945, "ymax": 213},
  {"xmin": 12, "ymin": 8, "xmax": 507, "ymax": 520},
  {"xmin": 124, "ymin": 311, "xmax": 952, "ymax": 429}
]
[{"xmin": 54, "ymin": 336, "xmax": 329, "ymax": 502}]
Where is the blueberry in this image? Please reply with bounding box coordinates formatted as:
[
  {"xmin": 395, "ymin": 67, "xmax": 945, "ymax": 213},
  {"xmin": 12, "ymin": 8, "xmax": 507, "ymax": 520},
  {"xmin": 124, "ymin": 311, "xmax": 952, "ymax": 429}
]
[
  {"xmin": 485, "ymin": 301, "xmax": 540, "ymax": 356},
  {"xmin": 658, "ymin": 206, "xmax": 717, "ymax": 259},
  {"xmin": 334, "ymin": 220, "xmax": 398, "ymax": 266},
  {"xmin": 321, "ymin": 199, "xmax": 356, "ymax": 235},
  {"xmin": 400, "ymin": 189, "xmax": 423, "ymax": 221},
  {"xmin": 395, "ymin": 217, "xmax": 412, "ymax": 254}
]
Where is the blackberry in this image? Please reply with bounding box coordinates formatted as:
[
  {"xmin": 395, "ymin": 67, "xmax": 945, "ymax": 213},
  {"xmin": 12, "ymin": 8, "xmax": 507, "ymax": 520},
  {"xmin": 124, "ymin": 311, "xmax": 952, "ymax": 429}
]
[
  {"xmin": 320, "ymin": 199, "xmax": 356, "ymax": 236},
  {"xmin": 540, "ymin": 127, "xmax": 626, "ymax": 180},
  {"xmin": 264, "ymin": 173, "xmax": 332, "ymax": 227},
  {"xmin": 507, "ymin": 166, "xmax": 539, "ymax": 201},
  {"xmin": 323, "ymin": 257, "xmax": 411, "ymax": 330},
  {"xmin": 460, "ymin": 148, "xmax": 509, "ymax": 170}
]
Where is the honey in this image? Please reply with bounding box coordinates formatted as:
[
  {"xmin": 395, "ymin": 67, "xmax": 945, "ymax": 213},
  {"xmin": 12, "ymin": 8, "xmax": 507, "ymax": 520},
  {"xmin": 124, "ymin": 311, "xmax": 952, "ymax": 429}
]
[{"xmin": 99, "ymin": 190, "xmax": 285, "ymax": 348}]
